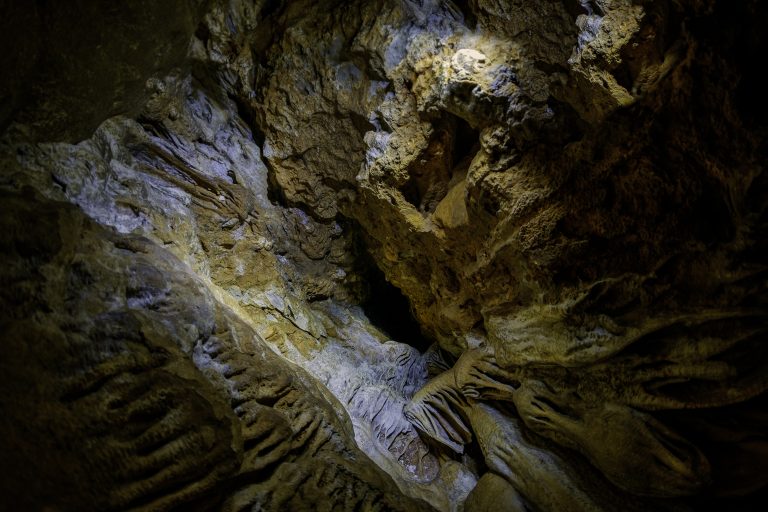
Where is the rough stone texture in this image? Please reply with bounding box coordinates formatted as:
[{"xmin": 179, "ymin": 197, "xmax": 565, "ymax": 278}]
[
  {"xmin": 1, "ymin": 0, "xmax": 767, "ymax": 511},
  {"xmin": 0, "ymin": 0, "xmax": 207, "ymax": 142},
  {"xmin": 1, "ymin": 69, "xmax": 452, "ymax": 507},
  {"xmin": 0, "ymin": 190, "xmax": 430, "ymax": 512}
]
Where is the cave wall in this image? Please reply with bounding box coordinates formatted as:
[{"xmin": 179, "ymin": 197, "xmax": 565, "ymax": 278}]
[
  {"xmin": 1, "ymin": 0, "xmax": 766, "ymax": 511},
  {"xmin": 0, "ymin": 190, "xmax": 431, "ymax": 511}
]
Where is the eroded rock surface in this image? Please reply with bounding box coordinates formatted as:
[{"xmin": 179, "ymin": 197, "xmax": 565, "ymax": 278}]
[
  {"xmin": 2, "ymin": 0, "xmax": 767, "ymax": 511},
  {"xmin": 0, "ymin": 190, "xmax": 431, "ymax": 511}
]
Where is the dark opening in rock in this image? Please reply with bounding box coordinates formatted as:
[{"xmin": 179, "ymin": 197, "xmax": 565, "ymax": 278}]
[
  {"xmin": 449, "ymin": 0, "xmax": 477, "ymax": 29},
  {"xmin": 452, "ymin": 116, "xmax": 480, "ymax": 171},
  {"xmin": 361, "ymin": 259, "xmax": 432, "ymax": 352},
  {"xmin": 400, "ymin": 114, "xmax": 479, "ymax": 213}
]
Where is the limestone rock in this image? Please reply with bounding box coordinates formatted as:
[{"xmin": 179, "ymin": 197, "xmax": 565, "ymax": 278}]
[
  {"xmin": 0, "ymin": 190, "xmax": 430, "ymax": 511},
  {"xmin": 1, "ymin": 0, "xmax": 767, "ymax": 510}
]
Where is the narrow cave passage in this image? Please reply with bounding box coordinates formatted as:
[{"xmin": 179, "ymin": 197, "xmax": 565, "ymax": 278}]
[{"xmin": 360, "ymin": 258, "xmax": 433, "ymax": 353}]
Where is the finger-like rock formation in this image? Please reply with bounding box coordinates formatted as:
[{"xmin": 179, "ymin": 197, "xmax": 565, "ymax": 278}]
[{"xmin": 1, "ymin": 0, "xmax": 766, "ymax": 511}]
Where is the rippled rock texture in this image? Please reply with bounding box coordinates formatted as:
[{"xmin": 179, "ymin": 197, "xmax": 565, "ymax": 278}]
[{"xmin": 1, "ymin": 0, "xmax": 766, "ymax": 511}]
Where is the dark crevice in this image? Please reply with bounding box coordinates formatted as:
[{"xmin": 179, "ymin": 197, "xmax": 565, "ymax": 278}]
[
  {"xmin": 350, "ymin": 111, "xmax": 376, "ymax": 136},
  {"xmin": 452, "ymin": 116, "xmax": 480, "ymax": 172},
  {"xmin": 262, "ymin": 151, "xmax": 289, "ymax": 209},
  {"xmin": 400, "ymin": 113, "xmax": 479, "ymax": 213},
  {"xmin": 225, "ymin": 92, "xmax": 298, "ymax": 214},
  {"xmin": 194, "ymin": 21, "xmax": 210, "ymax": 45},
  {"xmin": 259, "ymin": 0, "xmax": 283, "ymax": 20},
  {"xmin": 400, "ymin": 179, "xmax": 423, "ymax": 212},
  {"xmin": 611, "ymin": 61, "xmax": 634, "ymax": 93},
  {"xmin": 229, "ymin": 93, "xmax": 265, "ymax": 147},
  {"xmin": 563, "ymin": 0, "xmax": 591, "ymax": 18},
  {"xmin": 691, "ymin": 185, "xmax": 735, "ymax": 245},
  {"xmin": 136, "ymin": 115, "xmax": 173, "ymax": 139},
  {"xmin": 449, "ymin": 0, "xmax": 477, "ymax": 28},
  {"xmin": 725, "ymin": 1, "xmax": 768, "ymax": 130},
  {"xmin": 360, "ymin": 255, "xmax": 432, "ymax": 353},
  {"xmin": 534, "ymin": 60, "xmax": 569, "ymax": 75},
  {"xmin": 51, "ymin": 172, "xmax": 67, "ymax": 193}
]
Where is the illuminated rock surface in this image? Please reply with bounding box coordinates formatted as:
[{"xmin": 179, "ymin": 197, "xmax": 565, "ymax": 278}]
[{"xmin": 1, "ymin": 1, "xmax": 766, "ymax": 511}]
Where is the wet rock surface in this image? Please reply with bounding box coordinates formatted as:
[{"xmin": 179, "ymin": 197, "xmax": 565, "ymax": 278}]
[{"xmin": 1, "ymin": 0, "xmax": 767, "ymax": 511}]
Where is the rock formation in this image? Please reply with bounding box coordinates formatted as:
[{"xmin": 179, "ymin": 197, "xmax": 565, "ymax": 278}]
[{"xmin": 1, "ymin": 0, "xmax": 766, "ymax": 511}]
